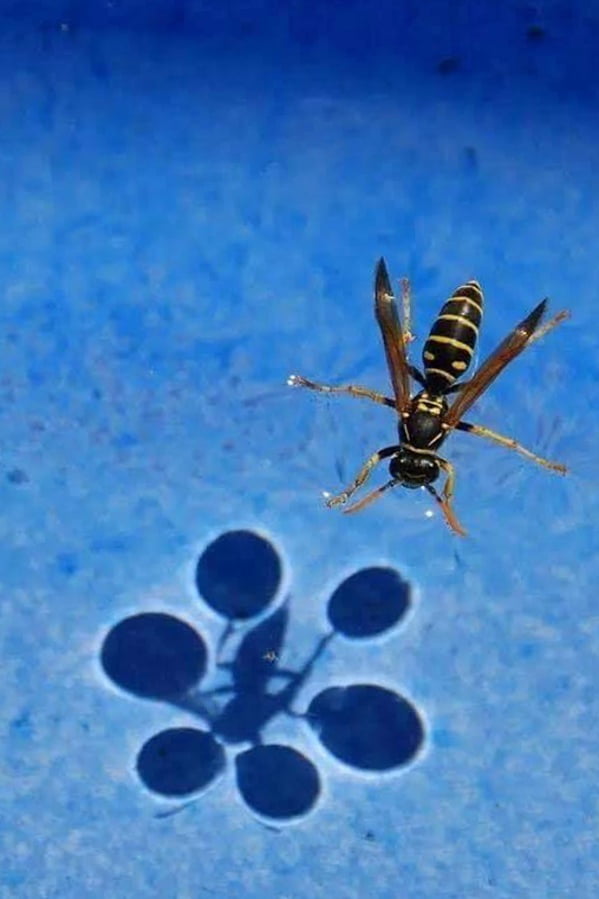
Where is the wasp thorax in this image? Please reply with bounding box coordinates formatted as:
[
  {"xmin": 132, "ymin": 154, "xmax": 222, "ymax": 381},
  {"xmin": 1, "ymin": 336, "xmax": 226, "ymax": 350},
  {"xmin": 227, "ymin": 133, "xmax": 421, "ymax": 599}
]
[{"xmin": 390, "ymin": 448, "xmax": 440, "ymax": 488}]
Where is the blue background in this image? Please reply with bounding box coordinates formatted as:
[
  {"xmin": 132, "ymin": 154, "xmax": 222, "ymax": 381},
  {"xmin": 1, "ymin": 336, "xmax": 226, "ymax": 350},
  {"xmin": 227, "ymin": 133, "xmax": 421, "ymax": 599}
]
[{"xmin": 1, "ymin": 2, "xmax": 598, "ymax": 897}]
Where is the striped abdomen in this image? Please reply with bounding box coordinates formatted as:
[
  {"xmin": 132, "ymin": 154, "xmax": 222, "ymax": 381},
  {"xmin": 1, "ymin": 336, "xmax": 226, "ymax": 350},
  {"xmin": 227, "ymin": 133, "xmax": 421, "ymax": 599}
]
[{"xmin": 422, "ymin": 280, "xmax": 483, "ymax": 394}]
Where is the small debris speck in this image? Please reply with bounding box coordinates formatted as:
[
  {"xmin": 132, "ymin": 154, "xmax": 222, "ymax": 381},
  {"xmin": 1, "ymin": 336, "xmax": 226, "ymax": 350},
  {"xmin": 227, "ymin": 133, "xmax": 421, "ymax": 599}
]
[
  {"xmin": 437, "ymin": 57, "xmax": 460, "ymax": 75},
  {"xmin": 526, "ymin": 24, "xmax": 546, "ymax": 42},
  {"xmin": 7, "ymin": 468, "xmax": 28, "ymax": 485}
]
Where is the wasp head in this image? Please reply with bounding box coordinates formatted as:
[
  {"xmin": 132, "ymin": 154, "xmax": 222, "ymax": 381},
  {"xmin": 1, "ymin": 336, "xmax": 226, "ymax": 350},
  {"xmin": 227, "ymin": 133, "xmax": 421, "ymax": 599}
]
[{"xmin": 389, "ymin": 447, "xmax": 440, "ymax": 488}]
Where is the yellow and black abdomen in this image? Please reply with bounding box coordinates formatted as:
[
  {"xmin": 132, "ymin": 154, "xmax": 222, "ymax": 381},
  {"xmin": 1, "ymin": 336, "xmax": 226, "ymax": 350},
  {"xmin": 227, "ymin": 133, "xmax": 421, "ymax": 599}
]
[{"xmin": 422, "ymin": 280, "xmax": 483, "ymax": 394}]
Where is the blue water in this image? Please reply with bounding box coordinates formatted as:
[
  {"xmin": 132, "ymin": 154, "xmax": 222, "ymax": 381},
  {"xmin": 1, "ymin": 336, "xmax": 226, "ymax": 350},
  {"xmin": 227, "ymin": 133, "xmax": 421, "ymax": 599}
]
[{"xmin": 2, "ymin": 3, "xmax": 598, "ymax": 897}]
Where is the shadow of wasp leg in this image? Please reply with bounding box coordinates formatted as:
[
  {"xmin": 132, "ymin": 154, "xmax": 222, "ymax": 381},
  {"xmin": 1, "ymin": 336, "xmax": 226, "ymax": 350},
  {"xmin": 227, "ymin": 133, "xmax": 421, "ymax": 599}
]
[
  {"xmin": 287, "ymin": 374, "xmax": 395, "ymax": 408},
  {"xmin": 455, "ymin": 421, "xmax": 567, "ymax": 473},
  {"xmin": 326, "ymin": 445, "xmax": 399, "ymax": 509},
  {"xmin": 429, "ymin": 458, "xmax": 467, "ymax": 537}
]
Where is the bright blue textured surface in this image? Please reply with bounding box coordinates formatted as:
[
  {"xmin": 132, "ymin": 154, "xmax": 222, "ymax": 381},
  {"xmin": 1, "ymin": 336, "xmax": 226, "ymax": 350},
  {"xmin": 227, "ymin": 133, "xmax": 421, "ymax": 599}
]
[{"xmin": 1, "ymin": 3, "xmax": 598, "ymax": 898}]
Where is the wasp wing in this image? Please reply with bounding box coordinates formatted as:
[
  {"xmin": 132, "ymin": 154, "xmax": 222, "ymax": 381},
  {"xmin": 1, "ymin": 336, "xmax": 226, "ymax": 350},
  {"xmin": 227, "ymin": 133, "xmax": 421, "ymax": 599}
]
[
  {"xmin": 374, "ymin": 257, "xmax": 411, "ymax": 414},
  {"xmin": 444, "ymin": 299, "xmax": 547, "ymax": 428}
]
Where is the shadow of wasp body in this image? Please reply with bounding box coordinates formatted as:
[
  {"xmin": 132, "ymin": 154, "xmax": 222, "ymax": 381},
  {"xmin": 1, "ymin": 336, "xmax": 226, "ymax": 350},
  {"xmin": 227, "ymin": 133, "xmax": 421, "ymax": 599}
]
[{"xmin": 289, "ymin": 258, "xmax": 569, "ymax": 536}]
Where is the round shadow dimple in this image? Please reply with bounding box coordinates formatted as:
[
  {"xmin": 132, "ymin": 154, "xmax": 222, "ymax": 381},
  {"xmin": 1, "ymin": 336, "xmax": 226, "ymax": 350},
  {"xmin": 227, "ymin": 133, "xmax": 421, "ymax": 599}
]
[
  {"xmin": 327, "ymin": 567, "xmax": 410, "ymax": 638},
  {"xmin": 195, "ymin": 530, "xmax": 282, "ymax": 620},
  {"xmin": 307, "ymin": 684, "xmax": 424, "ymax": 771},
  {"xmin": 235, "ymin": 744, "xmax": 320, "ymax": 820},
  {"xmin": 137, "ymin": 727, "xmax": 225, "ymax": 797},
  {"xmin": 101, "ymin": 613, "xmax": 207, "ymax": 699}
]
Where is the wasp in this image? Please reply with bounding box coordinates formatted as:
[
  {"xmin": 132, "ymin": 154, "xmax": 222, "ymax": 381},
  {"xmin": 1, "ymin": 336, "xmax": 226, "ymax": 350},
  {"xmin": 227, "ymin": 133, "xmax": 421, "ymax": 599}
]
[{"xmin": 288, "ymin": 258, "xmax": 569, "ymax": 536}]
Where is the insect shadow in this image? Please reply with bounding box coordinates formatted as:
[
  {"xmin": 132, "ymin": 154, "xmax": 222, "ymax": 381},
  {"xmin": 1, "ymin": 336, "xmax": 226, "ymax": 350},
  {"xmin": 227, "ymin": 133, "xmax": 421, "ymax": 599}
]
[{"xmin": 100, "ymin": 530, "xmax": 424, "ymax": 822}]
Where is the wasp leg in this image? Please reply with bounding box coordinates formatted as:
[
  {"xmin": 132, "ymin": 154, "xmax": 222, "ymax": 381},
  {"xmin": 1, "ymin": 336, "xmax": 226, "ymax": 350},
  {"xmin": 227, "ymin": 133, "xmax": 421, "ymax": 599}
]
[
  {"xmin": 456, "ymin": 421, "xmax": 567, "ymax": 473},
  {"xmin": 325, "ymin": 445, "xmax": 399, "ymax": 508},
  {"xmin": 408, "ymin": 365, "xmax": 426, "ymax": 388},
  {"xmin": 445, "ymin": 378, "xmax": 472, "ymax": 395},
  {"xmin": 343, "ymin": 478, "xmax": 399, "ymax": 514},
  {"xmin": 429, "ymin": 458, "xmax": 467, "ymax": 537},
  {"xmin": 287, "ymin": 374, "xmax": 395, "ymax": 408},
  {"xmin": 527, "ymin": 308, "xmax": 570, "ymax": 345}
]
